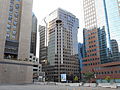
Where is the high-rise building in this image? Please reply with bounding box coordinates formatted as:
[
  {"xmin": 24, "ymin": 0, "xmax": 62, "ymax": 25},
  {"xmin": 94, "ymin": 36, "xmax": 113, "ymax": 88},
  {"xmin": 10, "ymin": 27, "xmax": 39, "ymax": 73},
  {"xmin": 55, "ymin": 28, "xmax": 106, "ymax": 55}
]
[
  {"xmin": 83, "ymin": 0, "xmax": 108, "ymax": 76},
  {"xmin": 83, "ymin": 28, "xmax": 101, "ymax": 71},
  {"xmin": 82, "ymin": 0, "xmax": 120, "ymax": 82},
  {"xmin": 1, "ymin": 0, "xmax": 33, "ymax": 60},
  {"xmin": 78, "ymin": 43, "xmax": 84, "ymax": 80},
  {"xmin": 0, "ymin": 0, "xmax": 33, "ymax": 84},
  {"xmin": 39, "ymin": 25, "xmax": 47, "ymax": 65},
  {"xmin": 83, "ymin": 0, "xmax": 111, "ymax": 52},
  {"xmin": 78, "ymin": 43, "xmax": 83, "ymax": 70},
  {"xmin": 104, "ymin": 0, "xmax": 120, "ymax": 61},
  {"xmin": 98, "ymin": 27, "xmax": 108, "ymax": 63},
  {"xmin": 40, "ymin": 8, "xmax": 80, "ymax": 82},
  {"xmin": 30, "ymin": 13, "xmax": 37, "ymax": 56}
]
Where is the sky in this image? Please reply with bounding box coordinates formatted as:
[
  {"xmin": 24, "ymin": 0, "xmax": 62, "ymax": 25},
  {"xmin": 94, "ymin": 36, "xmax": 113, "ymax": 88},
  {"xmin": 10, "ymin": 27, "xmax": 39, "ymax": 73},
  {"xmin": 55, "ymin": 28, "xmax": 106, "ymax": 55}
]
[{"xmin": 32, "ymin": 0, "xmax": 85, "ymax": 57}]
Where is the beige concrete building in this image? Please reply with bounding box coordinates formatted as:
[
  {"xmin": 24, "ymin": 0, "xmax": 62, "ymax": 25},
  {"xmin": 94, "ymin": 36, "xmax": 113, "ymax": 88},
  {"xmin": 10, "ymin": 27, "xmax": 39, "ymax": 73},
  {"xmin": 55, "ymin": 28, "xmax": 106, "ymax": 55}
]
[
  {"xmin": 0, "ymin": 0, "xmax": 33, "ymax": 84},
  {"xmin": 40, "ymin": 8, "xmax": 80, "ymax": 82}
]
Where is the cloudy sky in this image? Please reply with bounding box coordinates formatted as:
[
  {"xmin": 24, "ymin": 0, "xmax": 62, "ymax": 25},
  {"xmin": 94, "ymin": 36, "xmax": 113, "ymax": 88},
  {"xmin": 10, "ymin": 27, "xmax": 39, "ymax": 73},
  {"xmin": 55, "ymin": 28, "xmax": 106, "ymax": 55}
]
[{"xmin": 32, "ymin": 0, "xmax": 84, "ymax": 57}]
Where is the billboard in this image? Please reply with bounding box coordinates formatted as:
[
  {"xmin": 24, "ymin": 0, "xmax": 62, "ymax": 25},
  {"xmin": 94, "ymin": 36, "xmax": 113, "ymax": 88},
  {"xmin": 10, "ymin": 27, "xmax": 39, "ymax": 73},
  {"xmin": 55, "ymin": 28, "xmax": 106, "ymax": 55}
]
[{"xmin": 61, "ymin": 74, "xmax": 66, "ymax": 82}]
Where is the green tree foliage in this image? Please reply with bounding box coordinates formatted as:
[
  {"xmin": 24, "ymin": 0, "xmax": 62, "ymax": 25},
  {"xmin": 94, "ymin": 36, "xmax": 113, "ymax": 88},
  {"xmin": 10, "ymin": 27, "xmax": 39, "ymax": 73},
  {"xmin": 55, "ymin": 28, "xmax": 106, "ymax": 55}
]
[
  {"xmin": 74, "ymin": 76, "xmax": 78, "ymax": 82},
  {"xmin": 105, "ymin": 76, "xmax": 111, "ymax": 83},
  {"xmin": 83, "ymin": 72, "xmax": 94, "ymax": 82}
]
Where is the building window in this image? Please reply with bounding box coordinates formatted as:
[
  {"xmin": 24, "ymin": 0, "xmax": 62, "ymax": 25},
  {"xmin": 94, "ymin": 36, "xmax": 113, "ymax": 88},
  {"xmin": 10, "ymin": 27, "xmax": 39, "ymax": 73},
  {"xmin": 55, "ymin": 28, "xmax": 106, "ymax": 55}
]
[
  {"xmin": 9, "ymin": 11, "xmax": 13, "ymax": 14},
  {"xmin": 13, "ymin": 25, "xmax": 17, "ymax": 29},
  {"xmin": 14, "ymin": 13, "xmax": 19, "ymax": 18},
  {"xmin": 12, "ymin": 35, "xmax": 16, "ymax": 39},
  {"xmin": 7, "ymin": 24, "xmax": 11, "ymax": 29},
  {"xmin": 12, "ymin": 30, "xmax": 17, "ymax": 35},
  {"xmin": 9, "ymin": 6, "xmax": 13, "ymax": 11},
  {"xmin": 8, "ymin": 15, "xmax": 12, "ymax": 20},
  {"xmin": 6, "ymin": 33, "xmax": 10, "ymax": 38},
  {"xmin": 13, "ymin": 21, "xmax": 17, "ymax": 26},
  {"xmin": 15, "ymin": 4, "xmax": 20, "ymax": 9},
  {"xmin": 8, "ymin": 20, "xmax": 12, "ymax": 23}
]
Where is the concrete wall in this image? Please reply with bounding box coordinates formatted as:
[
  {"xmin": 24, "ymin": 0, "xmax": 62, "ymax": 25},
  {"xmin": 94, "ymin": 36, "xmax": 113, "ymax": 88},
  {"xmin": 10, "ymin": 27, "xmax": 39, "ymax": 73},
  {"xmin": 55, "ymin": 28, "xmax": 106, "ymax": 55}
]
[
  {"xmin": 0, "ymin": 60, "xmax": 33, "ymax": 84},
  {"xmin": 18, "ymin": 0, "xmax": 33, "ymax": 60},
  {"xmin": 0, "ymin": 0, "xmax": 9, "ymax": 60}
]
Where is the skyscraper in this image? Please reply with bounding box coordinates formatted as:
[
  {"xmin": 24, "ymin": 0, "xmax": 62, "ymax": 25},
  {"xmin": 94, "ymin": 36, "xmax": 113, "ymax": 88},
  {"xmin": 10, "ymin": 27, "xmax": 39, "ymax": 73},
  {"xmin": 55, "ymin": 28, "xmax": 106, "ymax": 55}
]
[
  {"xmin": 82, "ymin": 0, "xmax": 108, "ymax": 74},
  {"xmin": 30, "ymin": 13, "xmax": 37, "ymax": 56},
  {"xmin": 82, "ymin": 0, "xmax": 120, "ymax": 82},
  {"xmin": 78, "ymin": 43, "xmax": 84, "ymax": 80},
  {"xmin": 104, "ymin": 0, "xmax": 120, "ymax": 61},
  {"xmin": 0, "ymin": 0, "xmax": 33, "ymax": 84},
  {"xmin": 40, "ymin": 8, "xmax": 80, "ymax": 82},
  {"xmin": 39, "ymin": 25, "xmax": 47, "ymax": 65}
]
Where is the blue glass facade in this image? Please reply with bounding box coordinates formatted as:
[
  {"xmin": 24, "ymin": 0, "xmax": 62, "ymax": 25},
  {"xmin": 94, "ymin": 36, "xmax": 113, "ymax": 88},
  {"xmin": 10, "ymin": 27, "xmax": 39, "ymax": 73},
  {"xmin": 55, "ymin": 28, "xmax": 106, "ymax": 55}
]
[
  {"xmin": 78, "ymin": 43, "xmax": 83, "ymax": 70},
  {"xmin": 104, "ymin": 0, "xmax": 120, "ymax": 61},
  {"xmin": 82, "ymin": 0, "xmax": 120, "ymax": 82}
]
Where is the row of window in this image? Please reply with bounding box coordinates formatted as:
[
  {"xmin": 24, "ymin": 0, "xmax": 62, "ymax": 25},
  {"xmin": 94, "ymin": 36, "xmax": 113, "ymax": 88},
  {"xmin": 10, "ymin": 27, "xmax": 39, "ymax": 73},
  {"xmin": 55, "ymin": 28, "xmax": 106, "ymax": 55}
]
[
  {"xmin": 84, "ymin": 8, "xmax": 95, "ymax": 17},
  {"xmin": 89, "ymin": 44, "xmax": 97, "ymax": 48},
  {"xmin": 5, "ymin": 47, "xmax": 17, "ymax": 53},
  {"xmin": 85, "ymin": 21, "xmax": 96, "ymax": 28},
  {"xmin": 84, "ymin": 0, "xmax": 94, "ymax": 7},
  {"xmin": 88, "ymin": 36, "xmax": 96, "ymax": 40},
  {"xmin": 88, "ymin": 40, "xmax": 96, "ymax": 44},
  {"xmin": 96, "ymin": 70, "xmax": 120, "ymax": 75},
  {"xmin": 85, "ymin": 31, "xmax": 97, "ymax": 36},
  {"xmin": 85, "ymin": 24, "xmax": 97, "ymax": 29},
  {"xmin": 7, "ymin": 21, "xmax": 17, "ymax": 28},
  {"xmin": 86, "ymin": 53, "xmax": 97, "ymax": 57},
  {"xmin": 87, "ymin": 49, "xmax": 97, "ymax": 52},
  {"xmin": 83, "ymin": 58, "xmax": 99, "ymax": 62},
  {"xmin": 84, "ymin": 62, "xmax": 100, "ymax": 66},
  {"xmin": 9, "ymin": 4, "xmax": 20, "ymax": 11},
  {"xmin": 6, "ymin": 1, "xmax": 21, "ymax": 40},
  {"xmin": 6, "ymin": 33, "xmax": 16, "ymax": 39},
  {"xmin": 6, "ymin": 29, "xmax": 16, "ymax": 34}
]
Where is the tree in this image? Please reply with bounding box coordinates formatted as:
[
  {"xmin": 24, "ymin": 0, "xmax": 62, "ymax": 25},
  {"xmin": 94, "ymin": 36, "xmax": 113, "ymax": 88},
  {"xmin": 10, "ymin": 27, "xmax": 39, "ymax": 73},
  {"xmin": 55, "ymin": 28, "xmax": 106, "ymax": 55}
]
[
  {"xmin": 83, "ymin": 72, "xmax": 94, "ymax": 83},
  {"xmin": 105, "ymin": 76, "xmax": 111, "ymax": 83},
  {"xmin": 74, "ymin": 76, "xmax": 78, "ymax": 82}
]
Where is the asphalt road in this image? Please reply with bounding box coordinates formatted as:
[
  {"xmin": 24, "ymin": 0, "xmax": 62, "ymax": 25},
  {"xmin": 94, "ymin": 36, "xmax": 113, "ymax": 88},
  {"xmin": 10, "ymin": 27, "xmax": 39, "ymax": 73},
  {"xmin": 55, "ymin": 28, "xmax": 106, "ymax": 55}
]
[{"xmin": 0, "ymin": 84, "xmax": 119, "ymax": 90}]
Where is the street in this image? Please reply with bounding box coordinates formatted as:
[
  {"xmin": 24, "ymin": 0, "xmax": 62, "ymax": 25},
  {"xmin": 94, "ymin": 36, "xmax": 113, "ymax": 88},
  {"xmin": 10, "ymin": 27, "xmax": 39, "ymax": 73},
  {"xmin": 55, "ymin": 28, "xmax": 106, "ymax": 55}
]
[{"xmin": 0, "ymin": 84, "xmax": 119, "ymax": 90}]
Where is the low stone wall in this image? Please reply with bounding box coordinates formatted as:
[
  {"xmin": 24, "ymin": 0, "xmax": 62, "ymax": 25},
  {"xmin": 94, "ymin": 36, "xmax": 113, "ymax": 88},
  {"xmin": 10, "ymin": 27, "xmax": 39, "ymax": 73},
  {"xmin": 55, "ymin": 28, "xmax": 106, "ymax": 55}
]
[
  {"xmin": 56, "ymin": 82, "xmax": 83, "ymax": 86},
  {"xmin": 0, "ymin": 60, "xmax": 33, "ymax": 84},
  {"xmin": 83, "ymin": 83, "xmax": 97, "ymax": 87},
  {"xmin": 98, "ymin": 83, "xmax": 117, "ymax": 88},
  {"xmin": 34, "ymin": 82, "xmax": 120, "ymax": 89}
]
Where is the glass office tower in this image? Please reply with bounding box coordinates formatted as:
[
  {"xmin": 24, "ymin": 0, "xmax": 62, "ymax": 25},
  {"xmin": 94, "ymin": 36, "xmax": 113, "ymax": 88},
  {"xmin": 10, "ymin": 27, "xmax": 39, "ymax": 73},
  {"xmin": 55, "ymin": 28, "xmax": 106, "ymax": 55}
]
[
  {"xmin": 82, "ymin": 0, "xmax": 120, "ymax": 82},
  {"xmin": 104, "ymin": 0, "xmax": 120, "ymax": 61}
]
